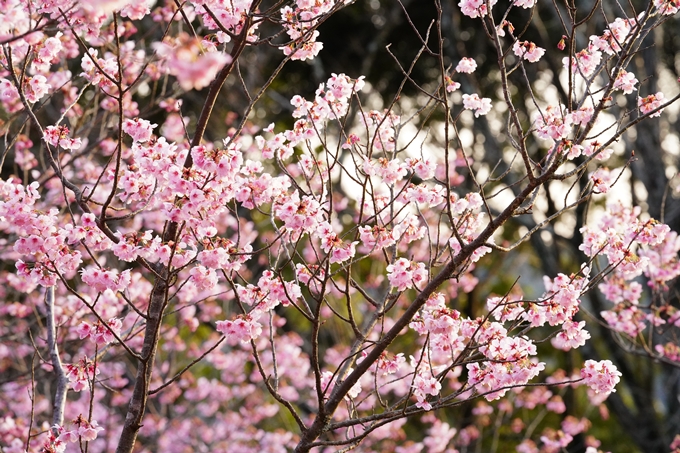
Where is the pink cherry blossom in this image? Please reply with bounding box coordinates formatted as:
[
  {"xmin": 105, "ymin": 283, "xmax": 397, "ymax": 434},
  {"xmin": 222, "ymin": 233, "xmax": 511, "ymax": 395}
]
[
  {"xmin": 23, "ymin": 75, "xmax": 50, "ymax": 103},
  {"xmin": 43, "ymin": 125, "xmax": 82, "ymax": 151},
  {"xmin": 412, "ymin": 372, "xmax": 442, "ymax": 410},
  {"xmin": 654, "ymin": 0, "xmax": 680, "ymax": 14},
  {"xmin": 563, "ymin": 45, "xmax": 602, "ymax": 77},
  {"xmin": 386, "ymin": 258, "xmax": 427, "ymax": 291},
  {"xmin": 590, "ymin": 167, "xmax": 613, "ymax": 193},
  {"xmin": 216, "ymin": 313, "xmax": 263, "ymax": 344},
  {"xmin": 638, "ymin": 92, "xmax": 665, "ymax": 117},
  {"xmin": 513, "ymin": 40, "xmax": 546, "ymax": 62},
  {"xmin": 455, "ymin": 57, "xmax": 477, "ymax": 73},
  {"xmin": 459, "ymin": 0, "xmax": 498, "ymax": 18},
  {"xmin": 580, "ymin": 360, "xmax": 621, "ymax": 395},
  {"xmin": 551, "ymin": 320, "xmax": 591, "ymax": 351},
  {"xmin": 462, "ymin": 93, "xmax": 492, "ymax": 117},
  {"xmin": 78, "ymin": 420, "xmax": 104, "ymax": 442},
  {"xmin": 613, "ymin": 69, "xmax": 638, "ymax": 94},
  {"xmin": 122, "ymin": 118, "xmax": 157, "ymax": 142},
  {"xmin": 155, "ymin": 34, "xmax": 232, "ymax": 91},
  {"xmin": 0, "ymin": 4, "xmax": 678, "ymax": 453}
]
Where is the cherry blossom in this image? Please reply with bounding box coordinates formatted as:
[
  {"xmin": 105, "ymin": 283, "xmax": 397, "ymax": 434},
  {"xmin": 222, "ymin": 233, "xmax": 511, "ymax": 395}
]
[
  {"xmin": 455, "ymin": 57, "xmax": 477, "ymax": 73},
  {"xmin": 215, "ymin": 313, "xmax": 263, "ymax": 344},
  {"xmin": 459, "ymin": 0, "xmax": 498, "ymax": 18},
  {"xmin": 580, "ymin": 360, "xmax": 622, "ymax": 395},
  {"xmin": 43, "ymin": 125, "xmax": 82, "ymax": 151},
  {"xmin": 462, "ymin": 93, "xmax": 492, "ymax": 117},
  {"xmin": 590, "ymin": 167, "xmax": 613, "ymax": 193},
  {"xmin": 0, "ymin": 2, "xmax": 677, "ymax": 453},
  {"xmin": 655, "ymin": 0, "xmax": 680, "ymax": 14},
  {"xmin": 613, "ymin": 69, "xmax": 639, "ymax": 94},
  {"xmin": 154, "ymin": 34, "xmax": 232, "ymax": 91},
  {"xmin": 513, "ymin": 40, "xmax": 546, "ymax": 62},
  {"xmin": 122, "ymin": 118, "xmax": 157, "ymax": 143},
  {"xmin": 386, "ymin": 258, "xmax": 427, "ymax": 291},
  {"xmin": 412, "ymin": 372, "xmax": 442, "ymax": 410},
  {"xmin": 638, "ymin": 92, "xmax": 665, "ymax": 117}
]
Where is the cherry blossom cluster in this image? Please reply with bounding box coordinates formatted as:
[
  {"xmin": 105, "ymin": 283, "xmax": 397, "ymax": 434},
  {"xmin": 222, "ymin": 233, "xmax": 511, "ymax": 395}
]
[
  {"xmin": 53, "ymin": 415, "xmax": 104, "ymax": 444},
  {"xmin": 386, "ymin": 258, "xmax": 428, "ymax": 291},
  {"xmin": 76, "ymin": 318, "xmax": 123, "ymax": 345},
  {"xmin": 279, "ymin": 0, "xmax": 351, "ymax": 60},
  {"xmin": 513, "ymin": 40, "xmax": 546, "ymax": 63},
  {"xmin": 445, "ymin": 57, "xmax": 477, "ymax": 92},
  {"xmin": 448, "ymin": 192, "xmax": 492, "ymax": 262},
  {"xmin": 462, "ymin": 93, "xmax": 492, "ymax": 117},
  {"xmin": 192, "ymin": 0, "xmax": 254, "ymax": 40},
  {"xmin": 215, "ymin": 313, "xmax": 263, "ymax": 345},
  {"xmin": 638, "ymin": 92, "xmax": 666, "ymax": 117},
  {"xmin": 153, "ymin": 33, "xmax": 232, "ymax": 91},
  {"xmin": 263, "ymin": 74, "xmax": 365, "ymax": 159},
  {"xmin": 411, "ymin": 371, "xmax": 442, "ymax": 411},
  {"xmin": 654, "ymin": 0, "xmax": 680, "ymax": 15},
  {"xmin": 43, "ymin": 125, "xmax": 83, "ymax": 151},
  {"xmin": 580, "ymin": 359, "xmax": 622, "ymax": 395},
  {"xmin": 214, "ymin": 270, "xmax": 302, "ymax": 344},
  {"xmin": 533, "ymin": 104, "xmax": 593, "ymax": 147},
  {"xmin": 458, "ymin": 0, "xmax": 499, "ymax": 18},
  {"xmin": 580, "ymin": 203, "xmax": 680, "ymax": 353},
  {"xmin": 0, "ymin": 179, "xmax": 82, "ymax": 287},
  {"xmin": 64, "ymin": 357, "xmax": 99, "ymax": 392},
  {"xmin": 0, "ymin": 0, "xmax": 678, "ymax": 452},
  {"xmin": 80, "ymin": 47, "xmax": 121, "ymax": 90},
  {"xmin": 408, "ymin": 292, "xmax": 578, "ymax": 405},
  {"xmin": 410, "ymin": 292, "xmax": 467, "ymax": 359}
]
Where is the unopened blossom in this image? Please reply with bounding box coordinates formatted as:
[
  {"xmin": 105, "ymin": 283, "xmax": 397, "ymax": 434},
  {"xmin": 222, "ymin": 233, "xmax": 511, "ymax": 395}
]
[{"xmin": 558, "ymin": 36, "xmax": 566, "ymax": 50}]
